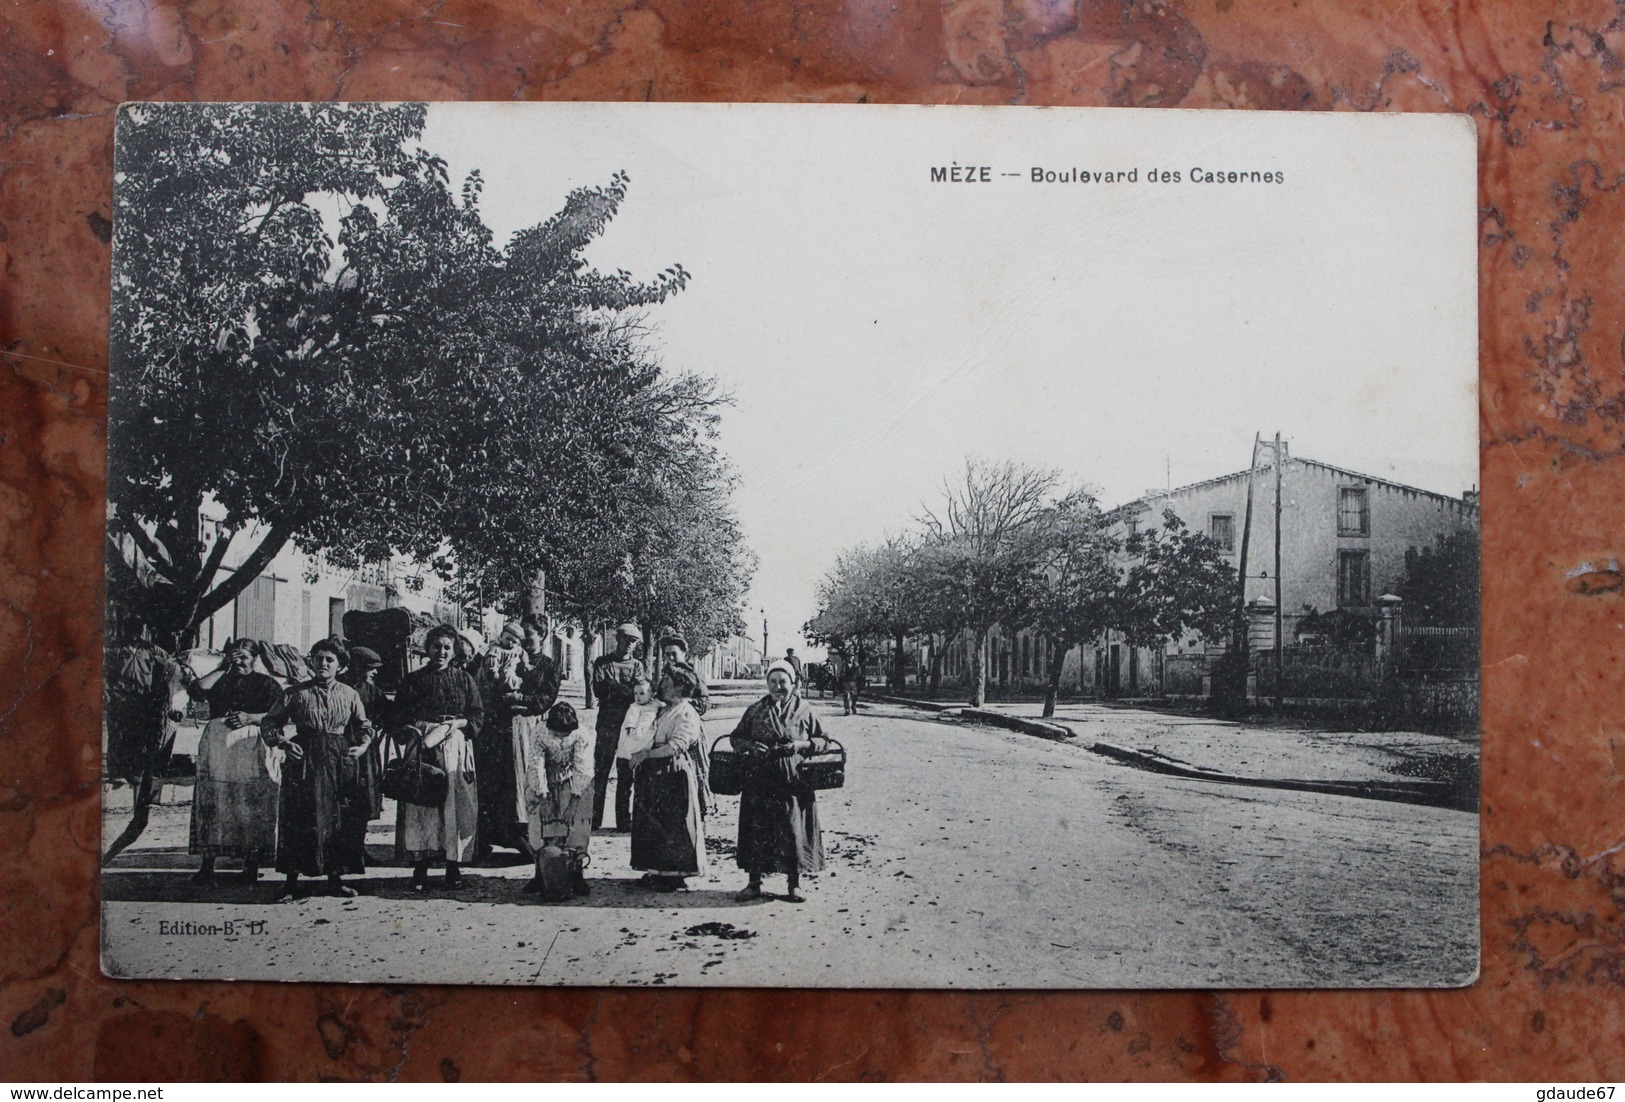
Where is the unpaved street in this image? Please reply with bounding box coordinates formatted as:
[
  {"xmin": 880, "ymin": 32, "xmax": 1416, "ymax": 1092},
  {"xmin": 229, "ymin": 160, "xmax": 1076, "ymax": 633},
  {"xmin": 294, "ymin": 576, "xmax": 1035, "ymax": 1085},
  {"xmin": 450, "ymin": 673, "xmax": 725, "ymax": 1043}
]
[{"xmin": 103, "ymin": 689, "xmax": 1477, "ymax": 987}]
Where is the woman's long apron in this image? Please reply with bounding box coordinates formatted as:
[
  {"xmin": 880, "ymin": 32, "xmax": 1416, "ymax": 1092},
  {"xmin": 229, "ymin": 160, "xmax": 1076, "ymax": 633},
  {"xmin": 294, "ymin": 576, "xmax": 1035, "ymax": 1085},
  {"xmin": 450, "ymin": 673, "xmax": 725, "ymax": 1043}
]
[{"xmin": 276, "ymin": 728, "xmax": 367, "ymax": 877}]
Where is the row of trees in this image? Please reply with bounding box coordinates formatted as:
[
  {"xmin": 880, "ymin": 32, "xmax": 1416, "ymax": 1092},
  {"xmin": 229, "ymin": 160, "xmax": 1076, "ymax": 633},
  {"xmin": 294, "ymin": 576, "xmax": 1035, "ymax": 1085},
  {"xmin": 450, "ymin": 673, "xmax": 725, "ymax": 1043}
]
[
  {"xmin": 804, "ymin": 460, "xmax": 1234, "ymax": 716},
  {"xmin": 108, "ymin": 102, "xmax": 753, "ymax": 660}
]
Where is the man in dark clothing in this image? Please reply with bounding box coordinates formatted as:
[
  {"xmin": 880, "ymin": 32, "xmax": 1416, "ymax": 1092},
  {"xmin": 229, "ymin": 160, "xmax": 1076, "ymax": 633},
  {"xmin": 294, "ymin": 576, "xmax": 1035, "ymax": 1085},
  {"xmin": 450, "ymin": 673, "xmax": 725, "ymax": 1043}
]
[
  {"xmin": 590, "ymin": 622, "xmax": 646, "ymax": 830},
  {"xmin": 829, "ymin": 651, "xmax": 862, "ymax": 715},
  {"xmin": 783, "ymin": 647, "xmax": 804, "ymax": 687}
]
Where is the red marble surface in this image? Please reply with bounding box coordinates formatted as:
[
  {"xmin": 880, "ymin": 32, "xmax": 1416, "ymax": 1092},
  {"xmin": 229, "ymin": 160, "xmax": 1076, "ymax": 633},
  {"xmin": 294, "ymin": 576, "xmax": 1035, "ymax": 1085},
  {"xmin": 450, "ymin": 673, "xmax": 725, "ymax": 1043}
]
[{"xmin": 2, "ymin": 0, "xmax": 1622, "ymax": 1081}]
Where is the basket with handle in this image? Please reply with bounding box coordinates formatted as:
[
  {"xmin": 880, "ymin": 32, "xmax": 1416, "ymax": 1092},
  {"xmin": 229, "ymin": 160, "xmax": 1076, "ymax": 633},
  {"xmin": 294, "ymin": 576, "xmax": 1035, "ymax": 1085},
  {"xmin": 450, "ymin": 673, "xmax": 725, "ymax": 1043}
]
[
  {"xmin": 798, "ymin": 736, "xmax": 846, "ymax": 791},
  {"xmin": 380, "ymin": 724, "xmax": 449, "ymax": 808},
  {"xmin": 708, "ymin": 734, "xmax": 752, "ymax": 796}
]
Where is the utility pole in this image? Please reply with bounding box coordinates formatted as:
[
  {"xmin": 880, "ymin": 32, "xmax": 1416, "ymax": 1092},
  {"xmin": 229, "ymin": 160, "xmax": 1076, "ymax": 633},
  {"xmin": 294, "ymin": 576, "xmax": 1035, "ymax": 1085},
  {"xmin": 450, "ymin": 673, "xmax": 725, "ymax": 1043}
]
[
  {"xmin": 1234, "ymin": 434, "xmax": 1262, "ymax": 704},
  {"xmin": 1273, "ymin": 432, "xmax": 1284, "ymax": 712}
]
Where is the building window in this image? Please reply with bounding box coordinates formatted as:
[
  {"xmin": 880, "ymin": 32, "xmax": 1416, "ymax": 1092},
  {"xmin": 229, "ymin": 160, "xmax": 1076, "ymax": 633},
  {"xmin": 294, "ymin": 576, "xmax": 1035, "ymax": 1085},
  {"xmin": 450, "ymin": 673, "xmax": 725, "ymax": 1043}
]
[
  {"xmin": 1337, "ymin": 550, "xmax": 1370, "ymax": 607},
  {"xmin": 1209, "ymin": 513, "xmax": 1235, "ymax": 552},
  {"xmin": 1338, "ymin": 487, "xmax": 1370, "ymax": 536}
]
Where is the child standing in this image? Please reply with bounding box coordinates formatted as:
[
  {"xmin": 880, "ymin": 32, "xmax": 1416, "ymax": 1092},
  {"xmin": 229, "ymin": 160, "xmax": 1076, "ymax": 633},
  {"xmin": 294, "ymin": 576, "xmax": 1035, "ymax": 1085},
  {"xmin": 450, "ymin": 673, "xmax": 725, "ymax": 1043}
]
[
  {"xmin": 614, "ymin": 675, "xmax": 658, "ymax": 832},
  {"xmin": 521, "ymin": 702, "xmax": 594, "ymax": 896}
]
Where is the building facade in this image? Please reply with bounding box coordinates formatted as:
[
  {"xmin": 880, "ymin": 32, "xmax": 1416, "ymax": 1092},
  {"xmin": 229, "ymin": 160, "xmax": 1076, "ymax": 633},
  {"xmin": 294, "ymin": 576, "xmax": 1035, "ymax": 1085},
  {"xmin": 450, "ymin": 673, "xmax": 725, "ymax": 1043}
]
[{"xmin": 928, "ymin": 442, "xmax": 1478, "ymax": 700}]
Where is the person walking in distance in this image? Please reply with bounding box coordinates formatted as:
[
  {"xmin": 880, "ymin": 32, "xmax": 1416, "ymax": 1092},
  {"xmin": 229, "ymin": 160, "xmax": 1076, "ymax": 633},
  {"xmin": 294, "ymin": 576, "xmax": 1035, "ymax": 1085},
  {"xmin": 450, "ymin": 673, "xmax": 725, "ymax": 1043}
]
[
  {"xmin": 590, "ymin": 623, "xmax": 646, "ymax": 831},
  {"xmin": 783, "ymin": 647, "xmax": 804, "ymax": 688}
]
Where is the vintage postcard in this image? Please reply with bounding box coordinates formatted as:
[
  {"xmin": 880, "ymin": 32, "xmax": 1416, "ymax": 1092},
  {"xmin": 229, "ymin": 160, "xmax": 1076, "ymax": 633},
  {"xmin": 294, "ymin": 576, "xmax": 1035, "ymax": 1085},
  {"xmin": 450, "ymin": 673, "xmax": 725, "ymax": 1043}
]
[{"xmin": 101, "ymin": 102, "xmax": 1478, "ymax": 987}]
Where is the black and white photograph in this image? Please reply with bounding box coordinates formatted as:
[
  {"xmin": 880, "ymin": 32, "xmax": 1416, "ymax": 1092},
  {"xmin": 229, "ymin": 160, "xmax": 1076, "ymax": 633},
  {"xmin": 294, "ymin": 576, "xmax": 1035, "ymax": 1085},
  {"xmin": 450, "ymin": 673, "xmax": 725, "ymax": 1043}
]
[{"xmin": 100, "ymin": 101, "xmax": 1479, "ymax": 988}]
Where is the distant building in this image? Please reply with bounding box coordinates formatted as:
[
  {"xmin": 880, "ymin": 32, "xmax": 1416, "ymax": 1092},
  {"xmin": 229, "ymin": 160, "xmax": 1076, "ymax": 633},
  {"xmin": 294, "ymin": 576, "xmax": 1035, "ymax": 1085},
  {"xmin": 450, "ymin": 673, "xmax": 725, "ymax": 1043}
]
[
  {"xmin": 694, "ymin": 632, "xmax": 762, "ymax": 681},
  {"xmin": 932, "ymin": 441, "xmax": 1479, "ymax": 699},
  {"xmin": 118, "ymin": 508, "xmax": 598, "ymax": 678}
]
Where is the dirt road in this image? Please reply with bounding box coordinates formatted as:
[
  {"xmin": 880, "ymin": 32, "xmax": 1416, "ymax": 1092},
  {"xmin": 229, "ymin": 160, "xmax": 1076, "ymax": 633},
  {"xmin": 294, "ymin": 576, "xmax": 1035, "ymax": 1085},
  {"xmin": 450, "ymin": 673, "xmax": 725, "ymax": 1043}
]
[{"xmin": 102, "ymin": 689, "xmax": 1477, "ymax": 987}]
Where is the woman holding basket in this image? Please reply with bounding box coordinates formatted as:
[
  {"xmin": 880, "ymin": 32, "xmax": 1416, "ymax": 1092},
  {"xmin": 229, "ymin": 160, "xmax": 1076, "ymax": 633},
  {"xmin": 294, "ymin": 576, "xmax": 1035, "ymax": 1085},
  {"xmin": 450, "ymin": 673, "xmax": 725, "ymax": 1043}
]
[
  {"xmin": 728, "ymin": 660, "xmax": 828, "ymax": 903},
  {"xmin": 394, "ymin": 624, "xmax": 484, "ymax": 892}
]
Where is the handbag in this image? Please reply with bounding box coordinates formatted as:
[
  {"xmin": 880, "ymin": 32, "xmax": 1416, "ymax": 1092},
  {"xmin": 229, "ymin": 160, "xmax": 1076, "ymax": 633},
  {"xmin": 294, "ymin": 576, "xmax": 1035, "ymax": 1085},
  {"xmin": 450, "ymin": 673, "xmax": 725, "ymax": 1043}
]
[
  {"xmin": 708, "ymin": 734, "xmax": 746, "ymax": 796},
  {"xmin": 798, "ymin": 736, "xmax": 846, "ymax": 791},
  {"xmin": 381, "ymin": 727, "xmax": 449, "ymax": 808}
]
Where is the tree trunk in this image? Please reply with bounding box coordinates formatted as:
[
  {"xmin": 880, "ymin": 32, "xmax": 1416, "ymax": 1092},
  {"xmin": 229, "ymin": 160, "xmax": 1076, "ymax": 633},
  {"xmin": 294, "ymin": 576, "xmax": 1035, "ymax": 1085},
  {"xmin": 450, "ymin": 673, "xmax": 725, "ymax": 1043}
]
[
  {"xmin": 1042, "ymin": 637, "xmax": 1069, "ymax": 719},
  {"xmin": 928, "ymin": 632, "xmax": 943, "ymax": 697},
  {"xmin": 581, "ymin": 627, "xmax": 598, "ymax": 709},
  {"xmin": 893, "ymin": 630, "xmax": 906, "ymax": 691},
  {"xmin": 183, "ymin": 518, "xmax": 295, "ymax": 646},
  {"xmin": 970, "ymin": 627, "xmax": 987, "ymax": 707},
  {"xmin": 102, "ymin": 768, "xmax": 158, "ymax": 865}
]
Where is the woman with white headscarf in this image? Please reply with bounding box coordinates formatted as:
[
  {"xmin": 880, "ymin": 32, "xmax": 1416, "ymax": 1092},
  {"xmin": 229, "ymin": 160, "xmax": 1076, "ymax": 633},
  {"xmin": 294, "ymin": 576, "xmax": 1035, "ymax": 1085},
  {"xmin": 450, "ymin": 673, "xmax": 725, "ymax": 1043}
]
[{"xmin": 727, "ymin": 659, "xmax": 828, "ymax": 903}]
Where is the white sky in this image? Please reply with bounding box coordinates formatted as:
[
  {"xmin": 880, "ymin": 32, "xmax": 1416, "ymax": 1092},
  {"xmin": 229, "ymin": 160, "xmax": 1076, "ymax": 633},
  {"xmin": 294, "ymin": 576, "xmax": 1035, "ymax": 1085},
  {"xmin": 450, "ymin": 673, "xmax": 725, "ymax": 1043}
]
[{"xmin": 419, "ymin": 104, "xmax": 1478, "ymax": 658}]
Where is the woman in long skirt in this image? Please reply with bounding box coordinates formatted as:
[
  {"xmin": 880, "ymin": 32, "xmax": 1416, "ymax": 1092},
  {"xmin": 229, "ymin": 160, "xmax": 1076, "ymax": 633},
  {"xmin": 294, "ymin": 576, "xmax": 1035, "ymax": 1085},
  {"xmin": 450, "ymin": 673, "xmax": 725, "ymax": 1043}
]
[
  {"xmin": 337, "ymin": 645, "xmax": 388, "ymax": 837},
  {"xmin": 188, "ymin": 637, "xmax": 283, "ymax": 884},
  {"xmin": 395, "ymin": 624, "xmax": 484, "ymax": 891},
  {"xmin": 729, "ymin": 660, "xmax": 827, "ymax": 903},
  {"xmin": 258, "ymin": 638, "xmax": 376, "ymax": 901},
  {"xmin": 472, "ymin": 621, "xmax": 528, "ymax": 859},
  {"xmin": 631, "ymin": 666, "xmax": 708, "ymax": 892}
]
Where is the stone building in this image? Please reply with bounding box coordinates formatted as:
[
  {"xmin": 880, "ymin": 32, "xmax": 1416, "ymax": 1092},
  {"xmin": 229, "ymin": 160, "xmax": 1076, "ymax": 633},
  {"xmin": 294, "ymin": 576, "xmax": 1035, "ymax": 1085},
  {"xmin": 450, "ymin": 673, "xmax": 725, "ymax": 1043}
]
[{"xmin": 930, "ymin": 441, "xmax": 1478, "ymax": 700}]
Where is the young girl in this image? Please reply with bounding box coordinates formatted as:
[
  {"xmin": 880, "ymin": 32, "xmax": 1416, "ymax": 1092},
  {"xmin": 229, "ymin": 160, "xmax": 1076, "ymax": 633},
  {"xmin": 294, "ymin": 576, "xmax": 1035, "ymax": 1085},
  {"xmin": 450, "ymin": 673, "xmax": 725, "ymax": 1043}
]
[{"xmin": 522, "ymin": 701, "xmax": 595, "ymax": 896}]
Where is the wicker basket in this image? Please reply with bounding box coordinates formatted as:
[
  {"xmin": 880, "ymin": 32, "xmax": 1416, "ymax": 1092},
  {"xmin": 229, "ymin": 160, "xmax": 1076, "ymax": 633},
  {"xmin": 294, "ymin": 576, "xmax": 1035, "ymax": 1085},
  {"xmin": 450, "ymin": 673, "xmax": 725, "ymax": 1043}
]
[
  {"xmin": 798, "ymin": 737, "xmax": 846, "ymax": 791},
  {"xmin": 708, "ymin": 735, "xmax": 744, "ymax": 796}
]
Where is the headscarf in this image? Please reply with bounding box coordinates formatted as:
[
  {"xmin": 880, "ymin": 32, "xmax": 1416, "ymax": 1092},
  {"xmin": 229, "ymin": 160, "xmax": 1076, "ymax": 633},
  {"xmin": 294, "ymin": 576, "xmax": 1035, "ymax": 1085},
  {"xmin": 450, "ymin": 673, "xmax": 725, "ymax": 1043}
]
[{"xmin": 765, "ymin": 659, "xmax": 801, "ymax": 725}]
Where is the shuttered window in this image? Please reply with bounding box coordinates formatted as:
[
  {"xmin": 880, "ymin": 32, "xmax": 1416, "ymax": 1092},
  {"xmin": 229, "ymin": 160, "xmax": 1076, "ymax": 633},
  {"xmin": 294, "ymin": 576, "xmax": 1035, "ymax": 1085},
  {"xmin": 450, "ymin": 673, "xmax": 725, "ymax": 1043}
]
[
  {"xmin": 1337, "ymin": 550, "xmax": 1370, "ymax": 606},
  {"xmin": 1338, "ymin": 487, "xmax": 1370, "ymax": 536}
]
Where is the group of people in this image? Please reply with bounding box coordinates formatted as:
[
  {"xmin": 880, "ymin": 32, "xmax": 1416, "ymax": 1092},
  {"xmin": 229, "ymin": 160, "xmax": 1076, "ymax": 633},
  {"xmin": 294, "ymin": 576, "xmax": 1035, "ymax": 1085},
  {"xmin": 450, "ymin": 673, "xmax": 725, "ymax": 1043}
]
[{"xmin": 175, "ymin": 619, "xmax": 835, "ymax": 904}]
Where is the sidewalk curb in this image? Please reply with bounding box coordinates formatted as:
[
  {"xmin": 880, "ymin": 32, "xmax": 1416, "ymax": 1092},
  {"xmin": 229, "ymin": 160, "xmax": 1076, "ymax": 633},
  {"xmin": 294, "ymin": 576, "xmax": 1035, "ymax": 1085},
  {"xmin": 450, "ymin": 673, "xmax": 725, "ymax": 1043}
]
[
  {"xmin": 867, "ymin": 693, "xmax": 1077, "ymax": 741},
  {"xmin": 1088, "ymin": 740, "xmax": 1475, "ymax": 813},
  {"xmin": 865, "ymin": 693, "xmax": 957, "ymax": 714},
  {"xmin": 961, "ymin": 708, "xmax": 1077, "ymax": 742}
]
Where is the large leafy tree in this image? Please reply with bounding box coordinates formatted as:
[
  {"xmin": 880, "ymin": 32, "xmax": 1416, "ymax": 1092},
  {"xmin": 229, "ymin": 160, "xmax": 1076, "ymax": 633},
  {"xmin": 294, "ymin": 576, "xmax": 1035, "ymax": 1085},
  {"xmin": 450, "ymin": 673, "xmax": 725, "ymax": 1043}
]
[
  {"xmin": 804, "ymin": 536, "xmax": 924, "ymax": 690},
  {"xmin": 1027, "ymin": 490, "xmax": 1118, "ymax": 717},
  {"xmin": 916, "ymin": 460, "xmax": 1058, "ymax": 706},
  {"xmin": 108, "ymin": 103, "xmax": 695, "ymax": 650},
  {"xmin": 1398, "ymin": 530, "xmax": 1479, "ymax": 629},
  {"xmin": 1116, "ymin": 508, "xmax": 1236, "ymax": 653},
  {"xmin": 544, "ymin": 367, "xmax": 754, "ymax": 704}
]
